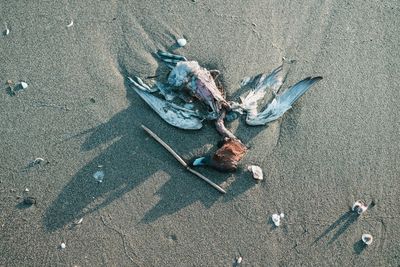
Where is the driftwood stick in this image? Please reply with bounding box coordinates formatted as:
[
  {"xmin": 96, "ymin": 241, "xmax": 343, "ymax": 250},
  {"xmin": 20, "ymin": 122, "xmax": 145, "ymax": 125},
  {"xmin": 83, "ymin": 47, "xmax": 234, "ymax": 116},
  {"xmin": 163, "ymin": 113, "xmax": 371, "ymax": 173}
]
[{"xmin": 141, "ymin": 125, "xmax": 226, "ymax": 194}]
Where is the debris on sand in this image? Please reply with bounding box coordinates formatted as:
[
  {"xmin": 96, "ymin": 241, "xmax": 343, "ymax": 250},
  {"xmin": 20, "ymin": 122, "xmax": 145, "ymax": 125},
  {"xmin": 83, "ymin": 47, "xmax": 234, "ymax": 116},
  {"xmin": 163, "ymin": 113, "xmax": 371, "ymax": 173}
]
[
  {"xmin": 93, "ymin": 170, "xmax": 105, "ymax": 183},
  {"xmin": 60, "ymin": 242, "xmax": 66, "ymax": 249},
  {"xmin": 142, "ymin": 125, "xmax": 226, "ymax": 194},
  {"xmin": 233, "ymin": 255, "xmax": 242, "ymax": 266},
  {"xmin": 67, "ymin": 20, "xmax": 74, "ymax": 28},
  {"xmin": 28, "ymin": 157, "xmax": 46, "ymax": 168},
  {"xmin": 362, "ymin": 234, "xmax": 373, "ymax": 245},
  {"xmin": 352, "ymin": 200, "xmax": 368, "ymax": 215},
  {"xmin": 192, "ymin": 138, "xmax": 247, "ymax": 172},
  {"xmin": 271, "ymin": 213, "xmax": 284, "ymax": 227},
  {"xmin": 177, "ymin": 38, "xmax": 187, "ymax": 47},
  {"xmin": 20, "ymin": 81, "xmax": 28, "ymax": 89},
  {"xmin": 4, "ymin": 23, "xmax": 10, "ymax": 36},
  {"xmin": 130, "ymin": 50, "xmax": 322, "ymax": 173},
  {"xmin": 74, "ymin": 218, "xmax": 83, "ymax": 225},
  {"xmin": 247, "ymin": 165, "xmax": 263, "ymax": 180}
]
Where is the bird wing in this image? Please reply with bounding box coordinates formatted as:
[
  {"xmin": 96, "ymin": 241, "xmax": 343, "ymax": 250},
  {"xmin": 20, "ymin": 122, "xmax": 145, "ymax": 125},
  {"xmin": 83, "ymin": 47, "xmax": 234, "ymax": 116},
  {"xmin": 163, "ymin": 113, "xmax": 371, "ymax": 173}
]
[
  {"xmin": 246, "ymin": 76, "xmax": 323, "ymax": 125},
  {"xmin": 239, "ymin": 65, "xmax": 284, "ymax": 117},
  {"xmin": 129, "ymin": 76, "xmax": 204, "ymax": 130},
  {"xmin": 157, "ymin": 50, "xmax": 187, "ymax": 69}
]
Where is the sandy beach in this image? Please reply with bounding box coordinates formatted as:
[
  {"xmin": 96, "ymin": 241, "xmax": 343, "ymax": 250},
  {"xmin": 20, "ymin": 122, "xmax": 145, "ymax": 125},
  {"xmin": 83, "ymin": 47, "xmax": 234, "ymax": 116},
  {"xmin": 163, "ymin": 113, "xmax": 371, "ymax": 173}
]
[{"xmin": 1, "ymin": 0, "xmax": 399, "ymax": 266}]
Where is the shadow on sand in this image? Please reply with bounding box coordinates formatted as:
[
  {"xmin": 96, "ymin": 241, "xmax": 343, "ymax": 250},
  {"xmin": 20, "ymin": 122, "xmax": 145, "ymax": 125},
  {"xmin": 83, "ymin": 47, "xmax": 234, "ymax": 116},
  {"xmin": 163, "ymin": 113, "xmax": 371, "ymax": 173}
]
[
  {"xmin": 43, "ymin": 67, "xmax": 272, "ymax": 231},
  {"xmin": 314, "ymin": 211, "xmax": 359, "ymax": 245}
]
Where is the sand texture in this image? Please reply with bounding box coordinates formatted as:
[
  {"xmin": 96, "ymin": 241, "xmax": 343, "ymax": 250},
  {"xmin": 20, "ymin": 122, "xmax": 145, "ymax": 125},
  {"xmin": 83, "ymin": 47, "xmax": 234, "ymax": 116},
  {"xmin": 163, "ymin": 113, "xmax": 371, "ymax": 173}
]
[{"xmin": 1, "ymin": 0, "xmax": 399, "ymax": 266}]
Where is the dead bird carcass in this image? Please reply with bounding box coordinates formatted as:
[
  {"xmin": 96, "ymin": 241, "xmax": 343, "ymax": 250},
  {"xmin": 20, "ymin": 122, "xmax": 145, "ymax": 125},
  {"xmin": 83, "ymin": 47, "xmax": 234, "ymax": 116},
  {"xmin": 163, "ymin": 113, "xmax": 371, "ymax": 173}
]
[{"xmin": 129, "ymin": 51, "xmax": 322, "ymax": 172}]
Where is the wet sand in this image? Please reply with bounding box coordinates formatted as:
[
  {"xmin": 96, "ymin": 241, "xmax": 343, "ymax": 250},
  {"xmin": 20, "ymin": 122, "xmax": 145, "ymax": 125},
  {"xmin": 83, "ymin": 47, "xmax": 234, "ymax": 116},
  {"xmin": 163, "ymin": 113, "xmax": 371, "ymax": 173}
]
[{"xmin": 1, "ymin": 1, "xmax": 399, "ymax": 266}]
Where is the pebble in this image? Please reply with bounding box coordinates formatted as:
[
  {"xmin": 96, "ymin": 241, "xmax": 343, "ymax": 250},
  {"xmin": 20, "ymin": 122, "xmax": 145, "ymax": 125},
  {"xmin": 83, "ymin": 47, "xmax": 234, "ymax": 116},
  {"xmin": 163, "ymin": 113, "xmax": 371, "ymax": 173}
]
[
  {"xmin": 20, "ymin": 81, "xmax": 28, "ymax": 89},
  {"xmin": 177, "ymin": 38, "xmax": 187, "ymax": 47},
  {"xmin": 247, "ymin": 165, "xmax": 263, "ymax": 180},
  {"xmin": 24, "ymin": 188, "xmax": 29, "ymax": 192},
  {"xmin": 60, "ymin": 242, "xmax": 66, "ymax": 249}
]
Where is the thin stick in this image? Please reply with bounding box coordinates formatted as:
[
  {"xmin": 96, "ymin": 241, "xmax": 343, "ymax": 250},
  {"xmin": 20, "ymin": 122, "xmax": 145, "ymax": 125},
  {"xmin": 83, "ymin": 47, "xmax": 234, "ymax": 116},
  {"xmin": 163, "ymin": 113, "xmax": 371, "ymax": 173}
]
[{"xmin": 141, "ymin": 125, "xmax": 226, "ymax": 194}]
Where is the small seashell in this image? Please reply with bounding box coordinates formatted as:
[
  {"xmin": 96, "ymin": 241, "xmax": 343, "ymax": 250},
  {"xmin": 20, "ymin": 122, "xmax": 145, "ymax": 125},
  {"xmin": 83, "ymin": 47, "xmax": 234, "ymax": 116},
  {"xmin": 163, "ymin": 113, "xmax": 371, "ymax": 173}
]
[
  {"xmin": 247, "ymin": 165, "xmax": 263, "ymax": 180},
  {"xmin": 93, "ymin": 170, "xmax": 105, "ymax": 183},
  {"xmin": 5, "ymin": 28, "xmax": 10, "ymax": 35},
  {"xmin": 20, "ymin": 81, "xmax": 28, "ymax": 89},
  {"xmin": 280, "ymin": 213, "xmax": 285, "ymax": 218},
  {"xmin": 361, "ymin": 234, "xmax": 373, "ymax": 245},
  {"xmin": 352, "ymin": 200, "xmax": 368, "ymax": 215},
  {"xmin": 34, "ymin": 157, "xmax": 44, "ymax": 164},
  {"xmin": 236, "ymin": 256, "xmax": 242, "ymax": 264},
  {"xmin": 67, "ymin": 20, "xmax": 74, "ymax": 28},
  {"xmin": 24, "ymin": 188, "xmax": 29, "ymax": 192},
  {"xmin": 60, "ymin": 242, "xmax": 66, "ymax": 249},
  {"xmin": 74, "ymin": 218, "xmax": 83, "ymax": 225},
  {"xmin": 177, "ymin": 38, "xmax": 187, "ymax": 47},
  {"xmin": 271, "ymin": 213, "xmax": 281, "ymax": 226}
]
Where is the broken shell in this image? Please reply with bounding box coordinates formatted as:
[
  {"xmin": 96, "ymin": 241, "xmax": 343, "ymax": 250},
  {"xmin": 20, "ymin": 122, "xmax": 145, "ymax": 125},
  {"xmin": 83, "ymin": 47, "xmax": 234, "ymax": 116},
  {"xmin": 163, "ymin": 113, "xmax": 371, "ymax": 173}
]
[
  {"xmin": 93, "ymin": 170, "xmax": 105, "ymax": 183},
  {"xmin": 177, "ymin": 38, "xmax": 187, "ymax": 47},
  {"xmin": 247, "ymin": 165, "xmax": 263, "ymax": 180},
  {"xmin": 352, "ymin": 200, "xmax": 368, "ymax": 215},
  {"xmin": 34, "ymin": 157, "xmax": 44, "ymax": 164},
  {"xmin": 60, "ymin": 242, "xmax": 66, "ymax": 249},
  {"xmin": 24, "ymin": 188, "xmax": 29, "ymax": 192},
  {"xmin": 280, "ymin": 213, "xmax": 285, "ymax": 218},
  {"xmin": 362, "ymin": 234, "xmax": 373, "ymax": 245},
  {"xmin": 272, "ymin": 213, "xmax": 281, "ymax": 226},
  {"xmin": 67, "ymin": 20, "xmax": 74, "ymax": 28},
  {"xmin": 74, "ymin": 218, "xmax": 83, "ymax": 225},
  {"xmin": 20, "ymin": 81, "xmax": 28, "ymax": 89},
  {"xmin": 236, "ymin": 256, "xmax": 242, "ymax": 264},
  {"xmin": 5, "ymin": 28, "xmax": 10, "ymax": 35}
]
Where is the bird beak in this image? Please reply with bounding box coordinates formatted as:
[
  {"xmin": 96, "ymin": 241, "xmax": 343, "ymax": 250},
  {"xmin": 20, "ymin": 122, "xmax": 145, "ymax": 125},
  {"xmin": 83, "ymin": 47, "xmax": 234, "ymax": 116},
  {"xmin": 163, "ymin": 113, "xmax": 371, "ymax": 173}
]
[{"xmin": 192, "ymin": 157, "xmax": 206, "ymax": 166}]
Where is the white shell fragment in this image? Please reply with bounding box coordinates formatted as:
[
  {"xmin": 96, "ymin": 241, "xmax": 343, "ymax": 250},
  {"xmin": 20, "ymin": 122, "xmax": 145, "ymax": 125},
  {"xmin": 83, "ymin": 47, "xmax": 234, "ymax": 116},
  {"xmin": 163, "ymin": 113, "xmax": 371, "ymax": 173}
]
[
  {"xmin": 20, "ymin": 81, "xmax": 28, "ymax": 89},
  {"xmin": 74, "ymin": 218, "xmax": 83, "ymax": 225},
  {"xmin": 93, "ymin": 170, "xmax": 105, "ymax": 183},
  {"xmin": 271, "ymin": 213, "xmax": 284, "ymax": 227},
  {"xmin": 34, "ymin": 157, "xmax": 44, "ymax": 163},
  {"xmin": 362, "ymin": 234, "xmax": 373, "ymax": 245},
  {"xmin": 177, "ymin": 38, "xmax": 187, "ymax": 47},
  {"xmin": 24, "ymin": 188, "xmax": 29, "ymax": 192},
  {"xmin": 60, "ymin": 242, "xmax": 66, "ymax": 249},
  {"xmin": 247, "ymin": 165, "xmax": 263, "ymax": 180},
  {"xmin": 67, "ymin": 20, "xmax": 74, "ymax": 28},
  {"xmin": 352, "ymin": 200, "xmax": 368, "ymax": 215},
  {"xmin": 5, "ymin": 28, "xmax": 10, "ymax": 35},
  {"xmin": 236, "ymin": 256, "xmax": 242, "ymax": 264}
]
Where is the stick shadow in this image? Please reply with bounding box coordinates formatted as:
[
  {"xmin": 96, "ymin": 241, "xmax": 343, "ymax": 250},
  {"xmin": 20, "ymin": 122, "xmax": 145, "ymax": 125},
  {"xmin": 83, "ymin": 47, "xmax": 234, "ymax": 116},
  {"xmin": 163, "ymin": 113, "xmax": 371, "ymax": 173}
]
[
  {"xmin": 353, "ymin": 239, "xmax": 367, "ymax": 255},
  {"xmin": 314, "ymin": 210, "xmax": 359, "ymax": 245}
]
